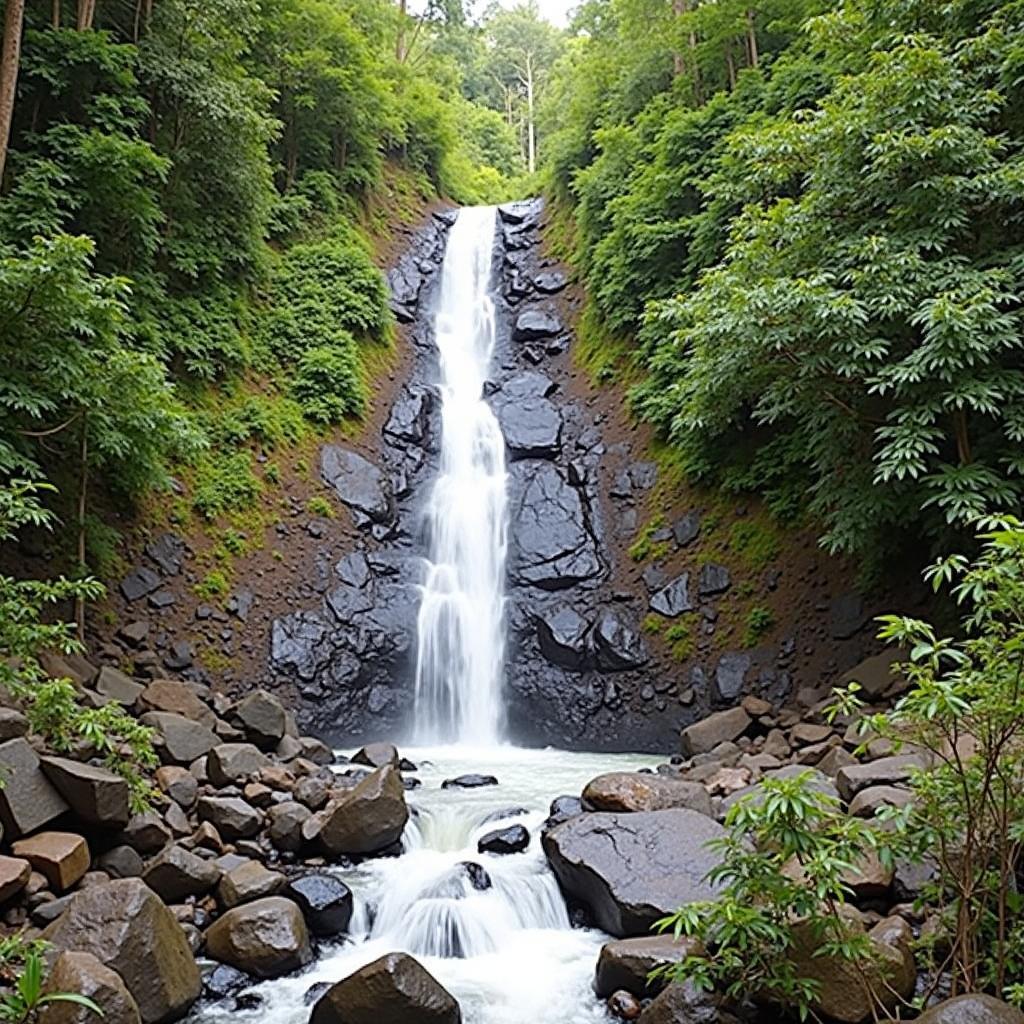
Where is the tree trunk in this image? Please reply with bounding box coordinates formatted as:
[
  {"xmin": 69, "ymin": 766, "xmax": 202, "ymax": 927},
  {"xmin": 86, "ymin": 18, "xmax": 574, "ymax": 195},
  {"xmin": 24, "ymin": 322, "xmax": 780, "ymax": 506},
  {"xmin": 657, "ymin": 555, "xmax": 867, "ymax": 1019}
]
[
  {"xmin": 76, "ymin": 0, "xmax": 96, "ymax": 30},
  {"xmin": 725, "ymin": 44, "xmax": 736, "ymax": 90},
  {"xmin": 0, "ymin": 0, "xmax": 24, "ymax": 186},
  {"xmin": 396, "ymin": 0, "xmax": 406, "ymax": 62},
  {"xmin": 52, "ymin": 0, "xmax": 60, "ymax": 28},
  {"xmin": 525, "ymin": 52, "xmax": 536, "ymax": 174},
  {"xmin": 75, "ymin": 416, "xmax": 88, "ymax": 644},
  {"xmin": 745, "ymin": 9, "xmax": 759, "ymax": 68}
]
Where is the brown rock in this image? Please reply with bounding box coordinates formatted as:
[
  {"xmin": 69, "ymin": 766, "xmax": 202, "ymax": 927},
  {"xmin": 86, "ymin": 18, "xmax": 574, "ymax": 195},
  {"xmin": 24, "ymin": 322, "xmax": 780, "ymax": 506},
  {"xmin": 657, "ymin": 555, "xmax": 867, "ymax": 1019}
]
[
  {"xmin": 204, "ymin": 896, "xmax": 311, "ymax": 978},
  {"xmin": 583, "ymin": 773, "xmax": 712, "ymax": 817},
  {"xmin": 218, "ymin": 860, "xmax": 285, "ymax": 908},
  {"xmin": 914, "ymin": 995, "xmax": 1024, "ymax": 1024},
  {"xmin": 790, "ymin": 722, "xmax": 833, "ymax": 746},
  {"xmin": 848, "ymin": 785, "xmax": 914, "ymax": 818},
  {"xmin": 142, "ymin": 845, "xmax": 220, "ymax": 902},
  {"xmin": 12, "ymin": 832, "xmax": 89, "ymax": 892},
  {"xmin": 0, "ymin": 738, "xmax": 69, "ymax": 839},
  {"xmin": 43, "ymin": 878, "xmax": 201, "ymax": 1024},
  {"xmin": 0, "ymin": 855, "xmax": 31, "ymax": 902},
  {"xmin": 680, "ymin": 708, "xmax": 751, "ymax": 757},
  {"xmin": 595, "ymin": 935, "xmax": 701, "ymax": 998},
  {"xmin": 41, "ymin": 757, "xmax": 130, "ymax": 828},
  {"xmin": 138, "ymin": 681, "xmax": 215, "ymax": 727},
  {"xmin": 39, "ymin": 951, "xmax": 141, "ymax": 1024},
  {"xmin": 319, "ymin": 766, "xmax": 408, "ymax": 857},
  {"xmin": 206, "ymin": 744, "xmax": 270, "ymax": 787},
  {"xmin": 836, "ymin": 755, "xmax": 927, "ymax": 802},
  {"xmin": 154, "ymin": 767, "xmax": 198, "ymax": 809}
]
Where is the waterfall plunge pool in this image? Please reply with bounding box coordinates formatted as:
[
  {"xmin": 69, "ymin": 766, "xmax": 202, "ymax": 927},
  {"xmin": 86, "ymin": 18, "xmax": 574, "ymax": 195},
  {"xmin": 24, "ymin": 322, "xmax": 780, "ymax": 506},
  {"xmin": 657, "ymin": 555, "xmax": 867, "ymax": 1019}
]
[{"xmin": 192, "ymin": 746, "xmax": 661, "ymax": 1024}]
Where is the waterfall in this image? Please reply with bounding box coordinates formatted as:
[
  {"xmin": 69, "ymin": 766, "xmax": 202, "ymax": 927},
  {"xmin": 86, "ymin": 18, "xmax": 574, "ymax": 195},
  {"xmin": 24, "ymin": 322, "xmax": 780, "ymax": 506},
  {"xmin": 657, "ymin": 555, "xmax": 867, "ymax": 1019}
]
[{"xmin": 414, "ymin": 207, "xmax": 508, "ymax": 745}]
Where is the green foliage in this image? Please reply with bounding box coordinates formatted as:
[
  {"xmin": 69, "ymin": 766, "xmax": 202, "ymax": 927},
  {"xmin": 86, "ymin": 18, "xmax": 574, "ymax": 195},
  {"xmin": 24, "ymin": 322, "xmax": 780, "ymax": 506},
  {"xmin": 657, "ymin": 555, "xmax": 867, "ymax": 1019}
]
[
  {"xmin": 307, "ymin": 496, "xmax": 334, "ymax": 518},
  {"xmin": 833, "ymin": 516, "xmax": 1024, "ymax": 997},
  {"xmin": 292, "ymin": 345, "xmax": 367, "ymax": 423},
  {"xmin": 642, "ymin": 613, "xmax": 663, "ymax": 635},
  {"xmin": 191, "ymin": 451, "xmax": 261, "ymax": 520},
  {"xmin": 728, "ymin": 519, "xmax": 781, "ymax": 570},
  {"xmin": 742, "ymin": 605, "xmax": 774, "ymax": 647},
  {"xmin": 629, "ymin": 515, "xmax": 671, "ymax": 563},
  {"xmin": 657, "ymin": 771, "xmax": 881, "ymax": 1018},
  {"xmin": 195, "ymin": 570, "xmax": 230, "ymax": 600},
  {"xmin": 664, "ymin": 622, "xmax": 693, "ymax": 661}
]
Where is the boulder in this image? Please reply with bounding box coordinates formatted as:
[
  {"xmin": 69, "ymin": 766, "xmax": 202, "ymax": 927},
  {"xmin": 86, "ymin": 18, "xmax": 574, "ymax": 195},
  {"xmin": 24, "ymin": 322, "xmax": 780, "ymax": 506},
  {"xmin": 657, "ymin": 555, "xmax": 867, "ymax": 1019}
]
[
  {"xmin": 197, "ymin": 797, "xmax": 262, "ymax": 841},
  {"xmin": 142, "ymin": 845, "xmax": 219, "ymax": 902},
  {"xmin": 138, "ymin": 681, "xmax": 215, "ymax": 727},
  {"xmin": 286, "ymin": 874, "xmax": 353, "ymax": 937},
  {"xmin": 591, "ymin": 612, "xmax": 649, "ymax": 672},
  {"xmin": 218, "ymin": 860, "xmax": 286, "ymax": 909},
  {"xmin": 672, "ymin": 513, "xmax": 701, "ymax": 548},
  {"xmin": 120, "ymin": 567, "xmax": 162, "ymax": 603},
  {"xmin": 535, "ymin": 604, "xmax": 590, "ymax": 669},
  {"xmin": 583, "ymin": 774, "xmax": 712, "ymax": 817},
  {"xmin": 39, "ymin": 951, "xmax": 141, "ymax": 1024},
  {"xmin": 513, "ymin": 309, "xmax": 561, "ymax": 341},
  {"xmin": 12, "ymin": 832, "xmax": 89, "ymax": 892},
  {"xmin": 649, "ymin": 575, "xmax": 693, "ymax": 618},
  {"xmin": 496, "ymin": 396, "xmax": 562, "ymax": 460},
  {"xmin": 140, "ymin": 713, "xmax": 218, "ymax": 765},
  {"xmin": 154, "ymin": 767, "xmax": 198, "ymax": 809},
  {"xmin": 915, "ymin": 996, "xmax": 1024, "ymax": 1024},
  {"xmin": 680, "ymin": 709, "xmax": 751, "ymax": 757},
  {"xmin": 351, "ymin": 743, "xmax": 399, "ymax": 769},
  {"xmin": 320, "ymin": 447, "xmax": 394, "ymax": 525},
  {"xmin": 477, "ymin": 825, "xmax": 529, "ymax": 855},
  {"xmin": 848, "ymin": 785, "xmax": 913, "ymax": 818},
  {"xmin": 267, "ymin": 801, "xmax": 311, "ymax": 852},
  {"xmin": 441, "ymin": 775, "xmax": 498, "ymax": 789},
  {"xmin": 636, "ymin": 981, "xmax": 727, "ymax": 1024},
  {"xmin": 715, "ymin": 652, "xmax": 751, "ymax": 702},
  {"xmin": 41, "ymin": 757, "xmax": 130, "ymax": 828},
  {"xmin": 98, "ymin": 846, "xmax": 144, "ymax": 879},
  {"xmin": 595, "ymin": 935, "xmax": 702, "ymax": 999},
  {"xmin": 0, "ymin": 708, "xmax": 28, "ymax": 740},
  {"xmin": 697, "ymin": 563, "xmax": 730, "ymax": 597},
  {"xmin": 0, "ymin": 737, "xmax": 69, "ymax": 838},
  {"xmin": 120, "ymin": 811, "xmax": 171, "ymax": 855},
  {"xmin": 43, "ymin": 878, "xmax": 201, "ymax": 1024},
  {"xmin": 204, "ymin": 897, "xmax": 311, "ymax": 979},
  {"xmin": 542, "ymin": 810, "xmax": 725, "ymax": 937},
  {"xmin": 310, "ymin": 952, "xmax": 461, "ymax": 1024},
  {"xmin": 0, "ymin": 855, "xmax": 31, "ymax": 902},
  {"xmin": 207, "ymin": 744, "xmax": 271, "ymax": 787},
  {"xmin": 836, "ymin": 755, "xmax": 927, "ymax": 802},
  {"xmin": 94, "ymin": 667, "xmax": 145, "ymax": 707},
  {"xmin": 233, "ymin": 690, "xmax": 288, "ymax": 749},
  {"xmin": 319, "ymin": 766, "xmax": 408, "ymax": 856},
  {"xmin": 145, "ymin": 533, "xmax": 184, "ymax": 576}
]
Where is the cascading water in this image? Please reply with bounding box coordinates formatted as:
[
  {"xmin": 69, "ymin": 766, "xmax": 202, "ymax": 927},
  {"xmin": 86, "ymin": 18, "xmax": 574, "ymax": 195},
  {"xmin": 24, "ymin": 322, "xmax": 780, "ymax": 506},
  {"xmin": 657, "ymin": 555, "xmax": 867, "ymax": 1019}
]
[{"xmin": 414, "ymin": 206, "xmax": 508, "ymax": 745}]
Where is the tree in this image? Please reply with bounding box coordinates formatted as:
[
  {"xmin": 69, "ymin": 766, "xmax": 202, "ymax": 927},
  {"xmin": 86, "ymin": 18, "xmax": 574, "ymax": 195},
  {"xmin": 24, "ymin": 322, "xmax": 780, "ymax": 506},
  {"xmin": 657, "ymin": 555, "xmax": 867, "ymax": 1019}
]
[{"xmin": 0, "ymin": 0, "xmax": 24, "ymax": 183}]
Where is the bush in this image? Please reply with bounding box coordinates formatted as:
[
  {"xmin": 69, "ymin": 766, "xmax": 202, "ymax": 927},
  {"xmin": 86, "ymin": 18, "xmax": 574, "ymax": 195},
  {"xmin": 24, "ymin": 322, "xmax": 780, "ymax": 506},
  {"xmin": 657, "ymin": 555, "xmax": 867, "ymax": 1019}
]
[
  {"xmin": 192, "ymin": 450, "xmax": 261, "ymax": 519},
  {"xmin": 292, "ymin": 344, "xmax": 366, "ymax": 423}
]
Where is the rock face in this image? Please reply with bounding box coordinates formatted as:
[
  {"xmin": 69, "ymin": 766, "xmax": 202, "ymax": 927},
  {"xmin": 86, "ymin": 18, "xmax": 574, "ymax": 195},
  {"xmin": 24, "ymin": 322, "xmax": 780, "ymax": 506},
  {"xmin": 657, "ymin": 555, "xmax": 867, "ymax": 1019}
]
[
  {"xmin": 205, "ymin": 897, "xmax": 311, "ymax": 979},
  {"xmin": 542, "ymin": 810, "xmax": 725, "ymax": 937},
  {"xmin": 320, "ymin": 447, "xmax": 394, "ymax": 525},
  {"xmin": 319, "ymin": 765, "xmax": 409, "ymax": 856},
  {"xmin": 43, "ymin": 878, "xmax": 201, "ymax": 1024},
  {"xmin": 310, "ymin": 953, "xmax": 461, "ymax": 1024}
]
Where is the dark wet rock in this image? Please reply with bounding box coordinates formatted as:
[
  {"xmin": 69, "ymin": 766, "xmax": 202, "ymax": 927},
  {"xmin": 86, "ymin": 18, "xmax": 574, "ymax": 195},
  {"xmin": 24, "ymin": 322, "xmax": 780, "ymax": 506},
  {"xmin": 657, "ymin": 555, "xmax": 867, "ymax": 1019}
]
[
  {"xmin": 830, "ymin": 592, "xmax": 867, "ymax": 639},
  {"xmin": 513, "ymin": 310, "xmax": 562, "ymax": 341},
  {"xmin": 546, "ymin": 796, "xmax": 583, "ymax": 829},
  {"xmin": 267, "ymin": 801, "xmax": 311, "ymax": 852},
  {"xmin": 234, "ymin": 690, "xmax": 288, "ymax": 749},
  {"xmin": 697, "ymin": 563, "xmax": 731, "ymax": 597},
  {"xmin": 458, "ymin": 861, "xmax": 492, "ymax": 892},
  {"xmin": 595, "ymin": 935, "xmax": 700, "ymax": 999},
  {"xmin": 542, "ymin": 810, "xmax": 725, "ymax": 937},
  {"xmin": 310, "ymin": 952, "xmax": 461, "ymax": 1024},
  {"xmin": 442, "ymin": 775, "xmax": 498, "ymax": 790},
  {"xmin": 590, "ymin": 611, "xmax": 649, "ymax": 672},
  {"xmin": 715, "ymin": 652, "xmax": 751, "ymax": 702},
  {"xmin": 162, "ymin": 641, "xmax": 192, "ymax": 671},
  {"xmin": 535, "ymin": 604, "xmax": 590, "ymax": 669},
  {"xmin": 98, "ymin": 846, "xmax": 143, "ymax": 879},
  {"xmin": 509, "ymin": 463, "xmax": 603, "ymax": 590},
  {"xmin": 286, "ymin": 874, "xmax": 353, "ymax": 937},
  {"xmin": 582, "ymin": 774, "xmax": 712, "ymax": 817},
  {"xmin": 672, "ymin": 513, "xmax": 701, "ymax": 548},
  {"xmin": 607, "ymin": 990, "xmax": 642, "ymax": 1021},
  {"xmin": 0, "ymin": 738, "xmax": 69, "ymax": 839},
  {"xmin": 649, "ymin": 575, "xmax": 693, "ymax": 618},
  {"xmin": 533, "ymin": 271, "xmax": 567, "ymax": 293},
  {"xmin": 142, "ymin": 845, "xmax": 220, "ymax": 903},
  {"xmin": 120, "ymin": 567, "xmax": 162, "ymax": 603},
  {"xmin": 477, "ymin": 825, "xmax": 529, "ymax": 855},
  {"xmin": 145, "ymin": 534, "xmax": 185, "ymax": 576},
  {"xmin": 120, "ymin": 811, "xmax": 171, "ymax": 855},
  {"xmin": 320, "ymin": 447, "xmax": 394, "ymax": 525},
  {"xmin": 495, "ymin": 396, "xmax": 561, "ymax": 460},
  {"xmin": 271, "ymin": 612, "xmax": 329, "ymax": 682},
  {"xmin": 204, "ymin": 897, "xmax": 311, "ymax": 980},
  {"xmin": 43, "ymin": 878, "xmax": 201, "ymax": 1024},
  {"xmin": 500, "ymin": 371, "xmax": 556, "ymax": 399},
  {"xmin": 498, "ymin": 200, "xmax": 538, "ymax": 226},
  {"xmin": 336, "ymin": 552, "xmax": 371, "ymax": 589},
  {"xmin": 637, "ymin": 981, "xmax": 729, "ymax": 1024},
  {"xmin": 319, "ymin": 766, "xmax": 409, "ymax": 857},
  {"xmin": 384, "ymin": 387, "xmax": 433, "ymax": 448},
  {"xmin": 203, "ymin": 964, "xmax": 251, "ymax": 1001}
]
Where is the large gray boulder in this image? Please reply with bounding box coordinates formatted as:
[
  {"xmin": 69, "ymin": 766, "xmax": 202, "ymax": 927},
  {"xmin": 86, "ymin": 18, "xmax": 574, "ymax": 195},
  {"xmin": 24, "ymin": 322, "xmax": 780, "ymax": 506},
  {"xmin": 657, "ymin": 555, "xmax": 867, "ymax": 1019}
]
[
  {"xmin": 680, "ymin": 708, "xmax": 751, "ymax": 757},
  {"xmin": 310, "ymin": 953, "xmax": 461, "ymax": 1024},
  {"xmin": 320, "ymin": 447, "xmax": 394, "ymax": 524},
  {"xmin": 43, "ymin": 878, "xmax": 201, "ymax": 1024},
  {"xmin": 142, "ymin": 845, "xmax": 220, "ymax": 902},
  {"xmin": 233, "ymin": 690, "xmax": 288, "ymax": 749},
  {"xmin": 535, "ymin": 604, "xmax": 590, "ymax": 669},
  {"xmin": 0, "ymin": 738, "xmax": 69, "ymax": 838},
  {"xmin": 204, "ymin": 897, "xmax": 311, "ymax": 979},
  {"xmin": 206, "ymin": 744, "xmax": 271, "ymax": 787},
  {"xmin": 197, "ymin": 796, "xmax": 262, "ymax": 841},
  {"xmin": 319, "ymin": 765, "xmax": 408, "ymax": 857},
  {"xmin": 542, "ymin": 810, "xmax": 725, "ymax": 937},
  {"xmin": 41, "ymin": 757, "xmax": 130, "ymax": 828},
  {"xmin": 915, "ymin": 996, "xmax": 1024, "ymax": 1024},
  {"xmin": 140, "ymin": 713, "xmax": 217, "ymax": 765}
]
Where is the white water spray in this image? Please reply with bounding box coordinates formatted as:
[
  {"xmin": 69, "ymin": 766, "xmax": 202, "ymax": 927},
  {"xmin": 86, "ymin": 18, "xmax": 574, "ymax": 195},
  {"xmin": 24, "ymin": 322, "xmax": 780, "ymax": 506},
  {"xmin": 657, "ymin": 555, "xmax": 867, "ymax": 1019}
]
[{"xmin": 414, "ymin": 207, "xmax": 508, "ymax": 745}]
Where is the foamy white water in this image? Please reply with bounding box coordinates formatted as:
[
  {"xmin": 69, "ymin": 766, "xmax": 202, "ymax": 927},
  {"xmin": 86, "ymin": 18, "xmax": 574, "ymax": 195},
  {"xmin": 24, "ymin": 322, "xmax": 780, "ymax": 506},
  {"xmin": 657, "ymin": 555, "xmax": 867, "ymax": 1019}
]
[
  {"xmin": 194, "ymin": 748, "xmax": 660, "ymax": 1024},
  {"xmin": 414, "ymin": 207, "xmax": 508, "ymax": 745}
]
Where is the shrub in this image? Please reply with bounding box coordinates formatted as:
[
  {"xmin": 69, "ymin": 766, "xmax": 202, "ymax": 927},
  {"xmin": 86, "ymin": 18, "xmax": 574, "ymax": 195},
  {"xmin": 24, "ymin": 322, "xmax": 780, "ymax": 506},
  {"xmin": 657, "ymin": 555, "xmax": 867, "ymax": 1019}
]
[
  {"xmin": 192, "ymin": 451, "xmax": 261, "ymax": 519},
  {"xmin": 743, "ymin": 606, "xmax": 775, "ymax": 647},
  {"xmin": 292, "ymin": 344, "xmax": 366, "ymax": 423}
]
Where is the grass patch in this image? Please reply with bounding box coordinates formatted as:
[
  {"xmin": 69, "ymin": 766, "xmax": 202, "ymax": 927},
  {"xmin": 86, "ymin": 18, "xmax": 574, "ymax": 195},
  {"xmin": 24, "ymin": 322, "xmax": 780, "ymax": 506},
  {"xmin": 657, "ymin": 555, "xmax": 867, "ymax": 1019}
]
[
  {"xmin": 629, "ymin": 515, "xmax": 671, "ymax": 563},
  {"xmin": 729, "ymin": 518, "xmax": 782, "ymax": 570},
  {"xmin": 307, "ymin": 496, "xmax": 334, "ymax": 518},
  {"xmin": 574, "ymin": 301, "xmax": 638, "ymax": 388},
  {"xmin": 194, "ymin": 570, "xmax": 230, "ymax": 600},
  {"xmin": 665, "ymin": 622, "xmax": 695, "ymax": 662},
  {"xmin": 743, "ymin": 606, "xmax": 775, "ymax": 648},
  {"xmin": 642, "ymin": 613, "xmax": 663, "ymax": 635}
]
